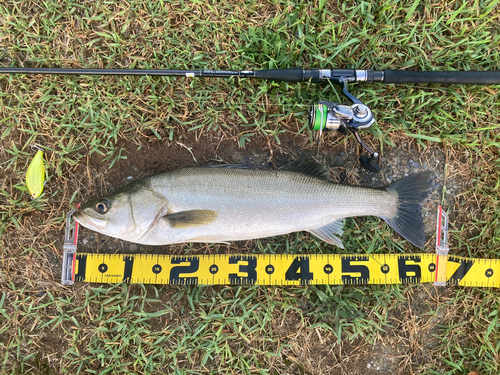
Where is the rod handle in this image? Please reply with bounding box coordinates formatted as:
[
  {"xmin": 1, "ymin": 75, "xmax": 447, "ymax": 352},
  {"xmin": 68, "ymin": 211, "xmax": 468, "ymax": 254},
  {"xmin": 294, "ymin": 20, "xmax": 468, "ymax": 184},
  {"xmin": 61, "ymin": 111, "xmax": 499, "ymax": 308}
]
[
  {"xmin": 382, "ymin": 70, "xmax": 500, "ymax": 85},
  {"xmin": 254, "ymin": 68, "xmax": 304, "ymax": 82}
]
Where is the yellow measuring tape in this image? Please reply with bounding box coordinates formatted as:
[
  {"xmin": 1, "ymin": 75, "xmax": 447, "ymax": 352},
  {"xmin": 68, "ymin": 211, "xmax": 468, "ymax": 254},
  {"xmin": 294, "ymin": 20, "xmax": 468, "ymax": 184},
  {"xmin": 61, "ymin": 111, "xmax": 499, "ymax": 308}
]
[
  {"xmin": 69, "ymin": 252, "xmax": 499, "ymax": 287},
  {"xmin": 60, "ymin": 206, "xmax": 499, "ymax": 288}
]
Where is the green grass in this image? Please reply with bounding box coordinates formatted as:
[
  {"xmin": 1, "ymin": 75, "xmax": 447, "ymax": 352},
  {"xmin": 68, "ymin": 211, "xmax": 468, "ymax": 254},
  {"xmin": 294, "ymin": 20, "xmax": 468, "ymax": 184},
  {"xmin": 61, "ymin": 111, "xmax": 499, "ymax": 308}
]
[{"xmin": 1, "ymin": 0, "xmax": 500, "ymax": 374}]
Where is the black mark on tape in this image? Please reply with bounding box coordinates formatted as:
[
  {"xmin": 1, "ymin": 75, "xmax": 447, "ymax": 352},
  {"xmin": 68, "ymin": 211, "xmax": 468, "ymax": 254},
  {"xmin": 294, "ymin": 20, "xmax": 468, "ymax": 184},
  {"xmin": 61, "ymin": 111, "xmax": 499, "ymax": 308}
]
[
  {"xmin": 324, "ymin": 264, "xmax": 333, "ymax": 274},
  {"xmin": 170, "ymin": 257, "xmax": 199, "ymax": 285},
  {"xmin": 98, "ymin": 263, "xmax": 108, "ymax": 273},
  {"xmin": 285, "ymin": 257, "xmax": 314, "ymax": 285},
  {"xmin": 341, "ymin": 256, "xmax": 369, "ymax": 284},
  {"xmin": 229, "ymin": 256, "xmax": 257, "ymax": 284},
  {"xmin": 265, "ymin": 265, "xmax": 275, "ymax": 275},
  {"xmin": 123, "ymin": 257, "xmax": 134, "ymax": 282}
]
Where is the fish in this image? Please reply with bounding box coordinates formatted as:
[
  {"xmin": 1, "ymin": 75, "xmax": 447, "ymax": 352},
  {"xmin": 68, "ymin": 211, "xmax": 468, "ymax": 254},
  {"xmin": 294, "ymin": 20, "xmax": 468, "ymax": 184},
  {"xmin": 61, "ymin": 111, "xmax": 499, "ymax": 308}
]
[
  {"xmin": 26, "ymin": 150, "xmax": 45, "ymax": 199},
  {"xmin": 73, "ymin": 157, "xmax": 434, "ymax": 248}
]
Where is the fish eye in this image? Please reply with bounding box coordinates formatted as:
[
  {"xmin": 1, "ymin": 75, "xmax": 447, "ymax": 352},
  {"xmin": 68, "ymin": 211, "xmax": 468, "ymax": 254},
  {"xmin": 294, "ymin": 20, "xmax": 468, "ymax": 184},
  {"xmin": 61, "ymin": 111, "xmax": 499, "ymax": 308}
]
[{"xmin": 95, "ymin": 199, "xmax": 110, "ymax": 214}]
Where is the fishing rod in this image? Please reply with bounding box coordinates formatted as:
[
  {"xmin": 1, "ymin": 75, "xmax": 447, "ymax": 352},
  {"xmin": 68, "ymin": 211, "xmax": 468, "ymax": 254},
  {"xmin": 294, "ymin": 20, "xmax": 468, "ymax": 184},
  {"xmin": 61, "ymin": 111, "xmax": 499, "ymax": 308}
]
[{"xmin": 2, "ymin": 67, "xmax": 500, "ymax": 172}]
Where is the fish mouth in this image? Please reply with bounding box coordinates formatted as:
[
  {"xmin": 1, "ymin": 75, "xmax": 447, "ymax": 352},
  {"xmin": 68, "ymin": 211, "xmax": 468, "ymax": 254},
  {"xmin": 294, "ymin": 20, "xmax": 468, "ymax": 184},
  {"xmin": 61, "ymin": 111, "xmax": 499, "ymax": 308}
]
[{"xmin": 73, "ymin": 210, "xmax": 107, "ymax": 230}]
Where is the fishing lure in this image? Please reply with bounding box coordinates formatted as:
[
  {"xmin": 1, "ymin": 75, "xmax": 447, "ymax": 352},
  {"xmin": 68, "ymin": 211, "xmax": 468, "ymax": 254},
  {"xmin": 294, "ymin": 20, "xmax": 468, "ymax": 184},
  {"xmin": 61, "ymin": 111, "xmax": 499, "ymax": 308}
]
[{"xmin": 26, "ymin": 150, "xmax": 45, "ymax": 199}]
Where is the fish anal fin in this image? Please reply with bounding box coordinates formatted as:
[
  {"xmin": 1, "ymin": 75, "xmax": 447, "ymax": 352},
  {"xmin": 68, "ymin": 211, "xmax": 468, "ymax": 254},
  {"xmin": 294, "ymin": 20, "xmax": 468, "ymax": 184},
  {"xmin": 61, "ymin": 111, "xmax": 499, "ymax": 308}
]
[
  {"xmin": 283, "ymin": 156, "xmax": 330, "ymax": 181},
  {"xmin": 164, "ymin": 210, "xmax": 218, "ymax": 229},
  {"xmin": 308, "ymin": 219, "xmax": 344, "ymax": 248}
]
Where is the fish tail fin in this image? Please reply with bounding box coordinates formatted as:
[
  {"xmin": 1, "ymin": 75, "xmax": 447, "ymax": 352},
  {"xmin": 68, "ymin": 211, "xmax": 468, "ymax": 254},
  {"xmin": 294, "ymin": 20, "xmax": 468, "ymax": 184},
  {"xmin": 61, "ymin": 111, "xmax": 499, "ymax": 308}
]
[{"xmin": 383, "ymin": 172, "xmax": 434, "ymax": 248}]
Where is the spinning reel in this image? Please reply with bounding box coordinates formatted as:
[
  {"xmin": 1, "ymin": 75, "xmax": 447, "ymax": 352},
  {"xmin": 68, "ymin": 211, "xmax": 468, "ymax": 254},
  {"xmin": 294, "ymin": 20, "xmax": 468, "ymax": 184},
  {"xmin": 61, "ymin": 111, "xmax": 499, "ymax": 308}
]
[{"xmin": 308, "ymin": 77, "xmax": 380, "ymax": 173}]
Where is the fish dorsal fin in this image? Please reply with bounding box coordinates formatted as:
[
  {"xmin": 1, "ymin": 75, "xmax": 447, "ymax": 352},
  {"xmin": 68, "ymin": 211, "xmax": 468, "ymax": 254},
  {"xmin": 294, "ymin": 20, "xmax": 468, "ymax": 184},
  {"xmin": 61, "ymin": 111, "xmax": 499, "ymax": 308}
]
[
  {"xmin": 163, "ymin": 210, "xmax": 218, "ymax": 229},
  {"xmin": 283, "ymin": 156, "xmax": 330, "ymax": 181},
  {"xmin": 308, "ymin": 219, "xmax": 345, "ymax": 248}
]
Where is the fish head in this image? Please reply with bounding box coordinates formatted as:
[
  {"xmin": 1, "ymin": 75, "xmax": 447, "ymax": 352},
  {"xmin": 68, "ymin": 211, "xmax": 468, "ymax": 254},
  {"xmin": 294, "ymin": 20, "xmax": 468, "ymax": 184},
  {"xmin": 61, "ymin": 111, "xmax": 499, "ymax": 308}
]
[{"xmin": 73, "ymin": 180, "xmax": 167, "ymax": 242}]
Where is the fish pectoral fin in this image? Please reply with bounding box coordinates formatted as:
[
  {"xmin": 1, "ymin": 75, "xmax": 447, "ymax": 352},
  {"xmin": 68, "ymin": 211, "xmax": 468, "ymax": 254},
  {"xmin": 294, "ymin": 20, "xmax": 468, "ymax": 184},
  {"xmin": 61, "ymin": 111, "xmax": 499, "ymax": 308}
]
[
  {"xmin": 163, "ymin": 210, "xmax": 218, "ymax": 229},
  {"xmin": 308, "ymin": 219, "xmax": 345, "ymax": 248}
]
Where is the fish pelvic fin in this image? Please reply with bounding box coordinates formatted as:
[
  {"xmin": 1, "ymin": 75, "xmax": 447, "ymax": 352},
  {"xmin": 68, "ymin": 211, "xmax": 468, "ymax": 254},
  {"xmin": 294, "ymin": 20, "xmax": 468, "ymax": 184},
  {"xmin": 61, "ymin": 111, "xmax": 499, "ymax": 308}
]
[
  {"xmin": 308, "ymin": 219, "xmax": 344, "ymax": 248},
  {"xmin": 383, "ymin": 172, "xmax": 434, "ymax": 248},
  {"xmin": 164, "ymin": 210, "xmax": 218, "ymax": 229}
]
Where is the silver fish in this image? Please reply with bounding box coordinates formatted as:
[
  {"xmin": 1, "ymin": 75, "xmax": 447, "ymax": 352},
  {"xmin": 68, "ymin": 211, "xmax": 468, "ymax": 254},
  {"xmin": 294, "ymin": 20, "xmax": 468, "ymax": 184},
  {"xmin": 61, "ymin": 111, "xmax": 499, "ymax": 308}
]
[{"xmin": 73, "ymin": 158, "xmax": 433, "ymax": 248}]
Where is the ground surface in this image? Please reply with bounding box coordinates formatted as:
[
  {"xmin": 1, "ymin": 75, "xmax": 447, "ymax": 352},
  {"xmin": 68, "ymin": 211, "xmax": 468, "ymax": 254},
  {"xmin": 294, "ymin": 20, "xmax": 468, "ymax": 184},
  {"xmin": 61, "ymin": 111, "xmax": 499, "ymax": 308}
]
[{"xmin": 1, "ymin": 1, "xmax": 499, "ymax": 374}]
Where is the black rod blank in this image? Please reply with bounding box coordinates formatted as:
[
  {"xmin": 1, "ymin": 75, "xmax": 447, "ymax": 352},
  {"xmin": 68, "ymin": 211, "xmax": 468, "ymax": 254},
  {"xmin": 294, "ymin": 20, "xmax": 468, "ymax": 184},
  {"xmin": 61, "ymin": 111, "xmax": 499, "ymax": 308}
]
[{"xmin": 0, "ymin": 67, "xmax": 253, "ymax": 77}]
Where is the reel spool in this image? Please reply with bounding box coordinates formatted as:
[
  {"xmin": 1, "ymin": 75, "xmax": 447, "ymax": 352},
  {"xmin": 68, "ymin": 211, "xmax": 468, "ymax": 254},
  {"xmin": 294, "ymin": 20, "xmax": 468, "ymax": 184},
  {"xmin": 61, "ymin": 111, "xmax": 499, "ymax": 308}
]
[{"xmin": 310, "ymin": 103, "xmax": 346, "ymax": 134}]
